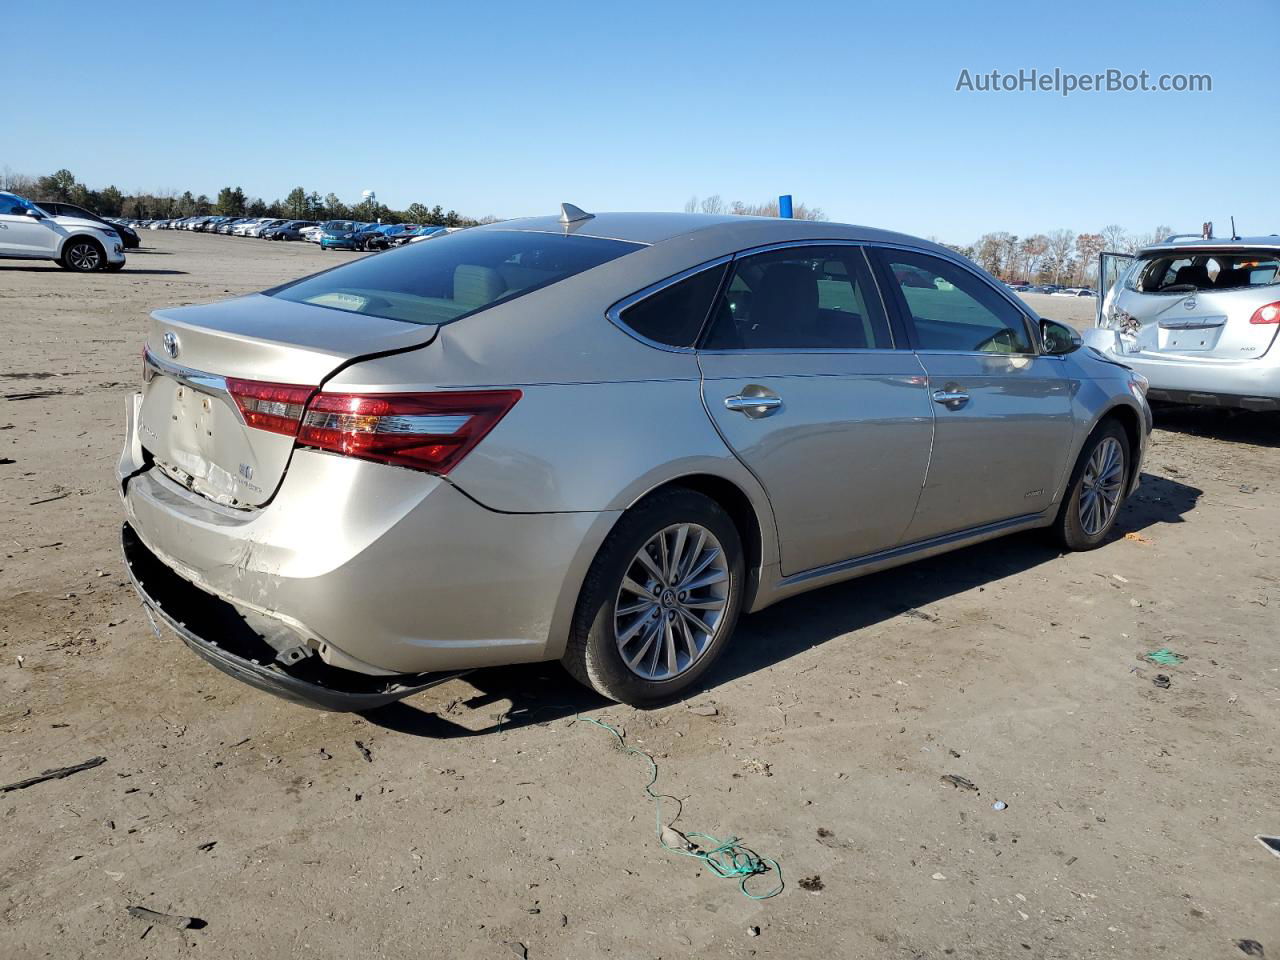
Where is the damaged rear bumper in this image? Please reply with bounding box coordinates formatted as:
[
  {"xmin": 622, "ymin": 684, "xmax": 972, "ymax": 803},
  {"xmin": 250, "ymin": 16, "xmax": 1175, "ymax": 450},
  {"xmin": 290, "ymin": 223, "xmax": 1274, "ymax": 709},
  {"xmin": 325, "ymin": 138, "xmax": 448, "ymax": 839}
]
[{"xmin": 122, "ymin": 522, "xmax": 469, "ymax": 711}]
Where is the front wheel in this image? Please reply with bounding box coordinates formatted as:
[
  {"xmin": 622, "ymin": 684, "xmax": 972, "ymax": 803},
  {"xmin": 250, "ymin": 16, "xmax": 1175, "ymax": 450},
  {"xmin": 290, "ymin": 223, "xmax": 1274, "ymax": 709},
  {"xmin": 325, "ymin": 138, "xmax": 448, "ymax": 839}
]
[
  {"xmin": 563, "ymin": 489, "xmax": 744, "ymax": 705},
  {"xmin": 1052, "ymin": 420, "xmax": 1129, "ymax": 550},
  {"xmin": 60, "ymin": 239, "xmax": 105, "ymax": 272}
]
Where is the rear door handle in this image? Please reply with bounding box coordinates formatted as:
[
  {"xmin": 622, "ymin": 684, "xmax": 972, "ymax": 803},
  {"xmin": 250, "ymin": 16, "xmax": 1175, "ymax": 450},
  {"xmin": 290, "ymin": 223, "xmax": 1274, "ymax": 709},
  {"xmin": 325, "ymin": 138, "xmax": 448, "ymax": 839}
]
[
  {"xmin": 932, "ymin": 389, "xmax": 970, "ymax": 408},
  {"xmin": 724, "ymin": 394, "xmax": 783, "ymax": 417}
]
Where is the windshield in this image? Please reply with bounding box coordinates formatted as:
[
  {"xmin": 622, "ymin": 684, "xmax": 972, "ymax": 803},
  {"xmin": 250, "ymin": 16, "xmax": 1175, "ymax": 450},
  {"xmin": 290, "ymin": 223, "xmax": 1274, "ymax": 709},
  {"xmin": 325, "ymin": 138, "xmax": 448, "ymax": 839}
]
[
  {"xmin": 1128, "ymin": 249, "xmax": 1280, "ymax": 293},
  {"xmin": 269, "ymin": 229, "xmax": 642, "ymax": 325},
  {"xmin": 322, "ymin": 220, "xmax": 355, "ymax": 233}
]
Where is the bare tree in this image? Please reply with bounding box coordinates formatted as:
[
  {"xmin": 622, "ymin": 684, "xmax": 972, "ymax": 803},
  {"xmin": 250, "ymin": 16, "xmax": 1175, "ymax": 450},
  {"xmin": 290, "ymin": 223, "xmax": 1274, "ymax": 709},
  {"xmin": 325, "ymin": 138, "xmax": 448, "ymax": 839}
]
[
  {"xmin": 1100, "ymin": 224, "xmax": 1128, "ymax": 253},
  {"xmin": 973, "ymin": 233, "xmax": 1010, "ymax": 276},
  {"xmin": 1045, "ymin": 229, "xmax": 1076, "ymax": 284},
  {"xmin": 1074, "ymin": 233, "xmax": 1105, "ymax": 285},
  {"xmin": 683, "ymin": 195, "xmax": 699, "ymax": 214},
  {"xmin": 1021, "ymin": 235, "xmax": 1048, "ymax": 281},
  {"xmin": 699, "ymin": 194, "xmax": 726, "ymax": 215},
  {"xmin": 1132, "ymin": 224, "xmax": 1173, "ymax": 251}
]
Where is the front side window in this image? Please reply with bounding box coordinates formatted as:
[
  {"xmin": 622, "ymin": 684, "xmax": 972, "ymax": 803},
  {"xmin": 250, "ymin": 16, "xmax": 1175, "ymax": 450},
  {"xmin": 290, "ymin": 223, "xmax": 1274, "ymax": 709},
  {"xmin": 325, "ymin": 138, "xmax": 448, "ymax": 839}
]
[
  {"xmin": 877, "ymin": 250, "xmax": 1033, "ymax": 354},
  {"xmin": 702, "ymin": 245, "xmax": 893, "ymax": 350},
  {"xmin": 270, "ymin": 229, "xmax": 641, "ymax": 325}
]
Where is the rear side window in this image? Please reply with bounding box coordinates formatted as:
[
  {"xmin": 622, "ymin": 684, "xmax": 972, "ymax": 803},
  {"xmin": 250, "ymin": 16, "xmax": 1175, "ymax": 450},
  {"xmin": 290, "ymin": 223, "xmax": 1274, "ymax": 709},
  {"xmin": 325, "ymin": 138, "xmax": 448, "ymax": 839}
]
[
  {"xmin": 270, "ymin": 229, "xmax": 642, "ymax": 325},
  {"xmin": 702, "ymin": 245, "xmax": 893, "ymax": 350},
  {"xmin": 1128, "ymin": 249, "xmax": 1280, "ymax": 292},
  {"xmin": 617, "ymin": 263, "xmax": 727, "ymax": 347}
]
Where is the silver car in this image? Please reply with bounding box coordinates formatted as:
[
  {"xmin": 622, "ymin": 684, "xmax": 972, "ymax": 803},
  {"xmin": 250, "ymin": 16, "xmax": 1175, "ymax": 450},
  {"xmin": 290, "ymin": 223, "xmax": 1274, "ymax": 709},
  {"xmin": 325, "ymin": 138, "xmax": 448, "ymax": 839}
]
[
  {"xmin": 119, "ymin": 207, "xmax": 1151, "ymax": 710},
  {"xmin": 1087, "ymin": 237, "xmax": 1280, "ymax": 410}
]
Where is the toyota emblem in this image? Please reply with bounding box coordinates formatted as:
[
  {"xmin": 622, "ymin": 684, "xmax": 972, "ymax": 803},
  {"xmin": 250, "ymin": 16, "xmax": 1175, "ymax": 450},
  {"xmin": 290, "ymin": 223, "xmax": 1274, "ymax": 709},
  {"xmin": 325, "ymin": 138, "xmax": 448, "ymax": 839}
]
[{"xmin": 162, "ymin": 331, "xmax": 180, "ymax": 358}]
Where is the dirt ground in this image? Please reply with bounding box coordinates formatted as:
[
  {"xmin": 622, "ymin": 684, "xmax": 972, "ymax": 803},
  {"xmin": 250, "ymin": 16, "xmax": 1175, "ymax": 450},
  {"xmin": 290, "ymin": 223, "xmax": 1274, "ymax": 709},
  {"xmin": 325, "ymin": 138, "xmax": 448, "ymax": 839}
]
[{"xmin": 2, "ymin": 232, "xmax": 1278, "ymax": 960}]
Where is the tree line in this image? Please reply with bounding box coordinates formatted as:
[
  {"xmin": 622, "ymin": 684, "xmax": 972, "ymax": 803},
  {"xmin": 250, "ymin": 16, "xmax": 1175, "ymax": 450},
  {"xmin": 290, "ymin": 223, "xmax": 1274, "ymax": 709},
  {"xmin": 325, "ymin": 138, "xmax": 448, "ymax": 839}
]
[
  {"xmin": 940, "ymin": 224, "xmax": 1170, "ymax": 287},
  {"xmin": 0, "ymin": 167, "xmax": 493, "ymax": 228},
  {"xmin": 684, "ymin": 194, "xmax": 827, "ymax": 220},
  {"xmin": 682, "ymin": 195, "xmax": 1170, "ymax": 286}
]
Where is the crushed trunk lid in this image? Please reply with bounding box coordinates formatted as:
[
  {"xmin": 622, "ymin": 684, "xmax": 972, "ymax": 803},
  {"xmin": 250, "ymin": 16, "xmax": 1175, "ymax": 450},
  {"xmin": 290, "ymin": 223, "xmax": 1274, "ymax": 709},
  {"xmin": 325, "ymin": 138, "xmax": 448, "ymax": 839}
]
[{"xmin": 139, "ymin": 294, "xmax": 437, "ymax": 508}]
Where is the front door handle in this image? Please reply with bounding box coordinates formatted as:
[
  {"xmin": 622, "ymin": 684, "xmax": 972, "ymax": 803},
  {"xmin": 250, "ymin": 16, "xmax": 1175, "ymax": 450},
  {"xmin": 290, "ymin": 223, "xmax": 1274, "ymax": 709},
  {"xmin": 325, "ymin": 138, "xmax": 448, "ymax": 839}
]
[
  {"xmin": 932, "ymin": 388, "xmax": 970, "ymax": 408},
  {"xmin": 724, "ymin": 394, "xmax": 783, "ymax": 417}
]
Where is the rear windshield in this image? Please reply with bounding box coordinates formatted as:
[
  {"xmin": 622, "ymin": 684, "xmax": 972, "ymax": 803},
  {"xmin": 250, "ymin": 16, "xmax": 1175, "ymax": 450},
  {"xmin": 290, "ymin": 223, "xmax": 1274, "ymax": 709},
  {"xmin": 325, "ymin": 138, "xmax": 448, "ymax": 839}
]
[
  {"xmin": 1128, "ymin": 249, "xmax": 1280, "ymax": 293},
  {"xmin": 268, "ymin": 229, "xmax": 642, "ymax": 325}
]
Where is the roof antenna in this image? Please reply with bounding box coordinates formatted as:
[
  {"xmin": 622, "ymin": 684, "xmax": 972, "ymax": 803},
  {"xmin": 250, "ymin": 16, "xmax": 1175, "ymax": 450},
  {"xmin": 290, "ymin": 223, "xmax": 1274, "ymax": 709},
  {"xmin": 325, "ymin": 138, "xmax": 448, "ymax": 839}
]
[
  {"xmin": 559, "ymin": 203, "xmax": 594, "ymax": 224},
  {"xmin": 1230, "ymin": 215, "xmax": 1239, "ymax": 241}
]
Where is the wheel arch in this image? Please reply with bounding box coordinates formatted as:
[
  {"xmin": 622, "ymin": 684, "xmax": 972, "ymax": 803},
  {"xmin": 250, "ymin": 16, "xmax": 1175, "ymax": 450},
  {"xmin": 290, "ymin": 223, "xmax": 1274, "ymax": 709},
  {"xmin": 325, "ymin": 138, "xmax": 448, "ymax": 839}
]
[
  {"xmin": 1095, "ymin": 401, "xmax": 1144, "ymax": 491},
  {"xmin": 58, "ymin": 231, "xmax": 107, "ymax": 259},
  {"xmin": 626, "ymin": 473, "xmax": 770, "ymax": 612}
]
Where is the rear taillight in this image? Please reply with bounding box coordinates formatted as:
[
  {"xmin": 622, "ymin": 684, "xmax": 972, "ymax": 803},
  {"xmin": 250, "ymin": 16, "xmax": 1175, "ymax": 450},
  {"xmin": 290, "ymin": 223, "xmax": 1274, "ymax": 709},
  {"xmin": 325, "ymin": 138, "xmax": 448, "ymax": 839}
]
[
  {"xmin": 297, "ymin": 390, "xmax": 521, "ymax": 474},
  {"xmin": 226, "ymin": 378, "xmax": 315, "ymax": 437},
  {"xmin": 1249, "ymin": 300, "xmax": 1280, "ymax": 325}
]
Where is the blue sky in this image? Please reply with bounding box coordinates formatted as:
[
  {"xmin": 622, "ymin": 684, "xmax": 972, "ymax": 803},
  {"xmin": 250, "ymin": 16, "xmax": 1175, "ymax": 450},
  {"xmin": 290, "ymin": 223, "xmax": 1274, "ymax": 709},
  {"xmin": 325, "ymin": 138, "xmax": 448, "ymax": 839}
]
[{"xmin": 4, "ymin": 0, "xmax": 1274, "ymax": 242}]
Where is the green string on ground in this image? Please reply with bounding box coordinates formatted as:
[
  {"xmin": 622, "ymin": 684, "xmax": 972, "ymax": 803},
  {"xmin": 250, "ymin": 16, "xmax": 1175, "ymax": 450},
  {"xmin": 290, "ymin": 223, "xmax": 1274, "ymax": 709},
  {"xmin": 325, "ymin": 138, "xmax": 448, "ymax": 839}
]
[{"xmin": 576, "ymin": 714, "xmax": 783, "ymax": 900}]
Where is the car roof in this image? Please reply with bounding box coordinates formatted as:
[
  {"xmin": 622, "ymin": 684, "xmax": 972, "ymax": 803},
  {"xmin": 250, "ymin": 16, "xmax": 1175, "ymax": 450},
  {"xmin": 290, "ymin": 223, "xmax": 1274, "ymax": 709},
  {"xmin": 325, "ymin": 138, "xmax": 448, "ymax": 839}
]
[
  {"xmin": 1139, "ymin": 235, "xmax": 1280, "ymax": 255},
  {"xmin": 481, "ymin": 210, "xmax": 952, "ymax": 257}
]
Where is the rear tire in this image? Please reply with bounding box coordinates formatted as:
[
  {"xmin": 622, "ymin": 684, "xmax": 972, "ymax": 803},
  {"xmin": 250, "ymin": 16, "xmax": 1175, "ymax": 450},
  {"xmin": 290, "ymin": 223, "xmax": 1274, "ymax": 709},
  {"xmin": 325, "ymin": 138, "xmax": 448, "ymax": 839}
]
[
  {"xmin": 563, "ymin": 489, "xmax": 744, "ymax": 706},
  {"xmin": 1052, "ymin": 420, "xmax": 1130, "ymax": 551}
]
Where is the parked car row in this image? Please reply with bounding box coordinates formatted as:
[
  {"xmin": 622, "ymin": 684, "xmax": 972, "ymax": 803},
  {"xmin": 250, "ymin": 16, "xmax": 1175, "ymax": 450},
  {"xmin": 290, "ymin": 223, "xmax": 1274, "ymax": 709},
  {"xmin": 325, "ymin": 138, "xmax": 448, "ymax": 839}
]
[
  {"xmin": 1006, "ymin": 281, "xmax": 1096, "ymax": 296},
  {"xmin": 115, "ymin": 214, "xmax": 450, "ymax": 251}
]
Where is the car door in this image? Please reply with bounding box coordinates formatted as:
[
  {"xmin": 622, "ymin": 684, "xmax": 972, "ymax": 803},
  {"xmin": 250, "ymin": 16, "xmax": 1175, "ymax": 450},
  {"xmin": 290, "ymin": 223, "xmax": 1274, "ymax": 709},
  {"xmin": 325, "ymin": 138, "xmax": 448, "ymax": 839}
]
[
  {"xmin": 870, "ymin": 246, "xmax": 1075, "ymax": 542},
  {"xmin": 0, "ymin": 196, "xmax": 58, "ymax": 257},
  {"xmin": 1097, "ymin": 250, "xmax": 1135, "ymax": 325},
  {"xmin": 697, "ymin": 243, "xmax": 934, "ymax": 576}
]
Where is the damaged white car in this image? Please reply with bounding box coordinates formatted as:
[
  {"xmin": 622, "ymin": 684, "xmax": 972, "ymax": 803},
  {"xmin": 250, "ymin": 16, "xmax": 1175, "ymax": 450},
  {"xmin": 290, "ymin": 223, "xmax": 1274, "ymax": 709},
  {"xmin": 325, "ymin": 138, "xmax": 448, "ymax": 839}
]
[{"xmin": 1086, "ymin": 236, "xmax": 1280, "ymax": 411}]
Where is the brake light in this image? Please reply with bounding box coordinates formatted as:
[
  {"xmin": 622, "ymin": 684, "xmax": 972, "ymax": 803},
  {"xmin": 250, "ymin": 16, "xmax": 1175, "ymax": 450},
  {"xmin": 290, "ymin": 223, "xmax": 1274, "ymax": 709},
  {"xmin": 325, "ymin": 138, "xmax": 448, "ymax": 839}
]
[
  {"xmin": 1249, "ymin": 300, "xmax": 1280, "ymax": 325},
  {"xmin": 226, "ymin": 378, "xmax": 315, "ymax": 437},
  {"xmin": 297, "ymin": 390, "xmax": 521, "ymax": 474}
]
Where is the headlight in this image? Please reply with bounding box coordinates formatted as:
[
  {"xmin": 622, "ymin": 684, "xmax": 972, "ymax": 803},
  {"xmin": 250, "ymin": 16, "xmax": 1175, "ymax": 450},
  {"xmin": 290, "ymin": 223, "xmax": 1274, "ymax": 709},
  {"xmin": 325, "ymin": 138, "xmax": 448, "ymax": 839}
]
[
  {"xmin": 102, "ymin": 229, "xmax": 119, "ymax": 238},
  {"xmin": 1127, "ymin": 372, "xmax": 1149, "ymax": 400}
]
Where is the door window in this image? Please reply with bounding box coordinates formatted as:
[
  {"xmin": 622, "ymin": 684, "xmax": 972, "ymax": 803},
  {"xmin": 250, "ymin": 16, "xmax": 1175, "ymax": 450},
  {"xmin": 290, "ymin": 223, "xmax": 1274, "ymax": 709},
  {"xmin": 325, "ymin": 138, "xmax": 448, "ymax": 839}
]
[
  {"xmin": 877, "ymin": 250, "xmax": 1034, "ymax": 354},
  {"xmin": 702, "ymin": 245, "xmax": 893, "ymax": 350}
]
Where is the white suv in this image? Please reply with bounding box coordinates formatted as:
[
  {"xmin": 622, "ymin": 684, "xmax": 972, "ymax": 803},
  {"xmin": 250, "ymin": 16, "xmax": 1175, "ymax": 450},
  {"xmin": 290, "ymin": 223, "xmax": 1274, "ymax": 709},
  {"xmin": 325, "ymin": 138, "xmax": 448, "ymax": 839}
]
[{"xmin": 0, "ymin": 192, "xmax": 126, "ymax": 272}]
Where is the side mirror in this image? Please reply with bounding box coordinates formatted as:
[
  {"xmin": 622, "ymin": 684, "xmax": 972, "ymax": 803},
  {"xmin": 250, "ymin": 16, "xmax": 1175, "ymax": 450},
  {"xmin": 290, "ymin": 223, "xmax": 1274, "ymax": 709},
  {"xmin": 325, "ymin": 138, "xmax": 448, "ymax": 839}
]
[
  {"xmin": 1041, "ymin": 318, "xmax": 1082, "ymax": 356},
  {"xmin": 24, "ymin": 207, "xmax": 43, "ymax": 219}
]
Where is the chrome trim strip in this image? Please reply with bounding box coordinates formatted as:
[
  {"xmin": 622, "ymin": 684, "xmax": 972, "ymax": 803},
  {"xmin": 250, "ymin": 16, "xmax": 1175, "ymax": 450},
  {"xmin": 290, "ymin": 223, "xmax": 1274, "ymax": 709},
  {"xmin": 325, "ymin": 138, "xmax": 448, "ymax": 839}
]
[
  {"xmin": 1158, "ymin": 317, "xmax": 1227, "ymax": 329},
  {"xmin": 778, "ymin": 513, "xmax": 1044, "ymax": 588},
  {"xmin": 142, "ymin": 349, "xmax": 243, "ymax": 423},
  {"xmin": 605, "ymin": 255, "xmax": 733, "ymax": 354}
]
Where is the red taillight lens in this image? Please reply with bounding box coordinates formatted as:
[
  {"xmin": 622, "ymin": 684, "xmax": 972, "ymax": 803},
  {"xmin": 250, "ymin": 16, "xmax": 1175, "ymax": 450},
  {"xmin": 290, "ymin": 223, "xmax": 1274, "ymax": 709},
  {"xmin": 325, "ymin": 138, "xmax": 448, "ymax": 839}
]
[
  {"xmin": 226, "ymin": 378, "xmax": 315, "ymax": 437},
  {"xmin": 1249, "ymin": 300, "xmax": 1280, "ymax": 325},
  {"xmin": 297, "ymin": 390, "xmax": 521, "ymax": 474}
]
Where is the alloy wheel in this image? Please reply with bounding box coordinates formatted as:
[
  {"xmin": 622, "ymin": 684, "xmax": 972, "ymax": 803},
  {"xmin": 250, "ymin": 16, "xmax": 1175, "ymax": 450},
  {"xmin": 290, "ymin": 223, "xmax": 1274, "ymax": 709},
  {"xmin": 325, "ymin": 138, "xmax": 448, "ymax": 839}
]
[
  {"xmin": 614, "ymin": 523, "xmax": 730, "ymax": 681},
  {"xmin": 1079, "ymin": 436, "xmax": 1125, "ymax": 536},
  {"xmin": 66, "ymin": 242, "xmax": 101, "ymax": 271}
]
